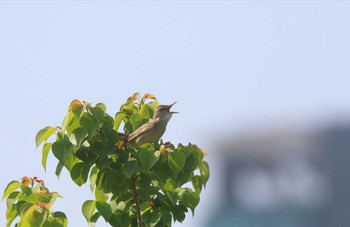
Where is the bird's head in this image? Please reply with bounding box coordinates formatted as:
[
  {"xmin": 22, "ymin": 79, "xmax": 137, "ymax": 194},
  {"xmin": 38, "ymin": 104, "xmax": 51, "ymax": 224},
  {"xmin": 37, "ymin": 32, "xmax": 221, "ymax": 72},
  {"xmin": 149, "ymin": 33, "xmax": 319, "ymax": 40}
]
[{"xmin": 153, "ymin": 102, "xmax": 178, "ymax": 120}]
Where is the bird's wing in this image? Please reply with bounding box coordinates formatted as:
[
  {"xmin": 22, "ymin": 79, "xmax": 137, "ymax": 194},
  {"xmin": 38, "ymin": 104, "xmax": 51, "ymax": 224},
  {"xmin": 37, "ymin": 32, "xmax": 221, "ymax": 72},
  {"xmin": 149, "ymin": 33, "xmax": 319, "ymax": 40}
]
[{"xmin": 126, "ymin": 121, "xmax": 155, "ymax": 142}]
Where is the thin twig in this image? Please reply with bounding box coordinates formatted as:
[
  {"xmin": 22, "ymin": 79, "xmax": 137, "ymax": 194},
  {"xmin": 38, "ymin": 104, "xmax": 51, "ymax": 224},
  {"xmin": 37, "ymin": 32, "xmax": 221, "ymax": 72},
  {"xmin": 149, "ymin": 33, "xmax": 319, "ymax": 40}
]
[{"xmin": 131, "ymin": 176, "xmax": 142, "ymax": 227}]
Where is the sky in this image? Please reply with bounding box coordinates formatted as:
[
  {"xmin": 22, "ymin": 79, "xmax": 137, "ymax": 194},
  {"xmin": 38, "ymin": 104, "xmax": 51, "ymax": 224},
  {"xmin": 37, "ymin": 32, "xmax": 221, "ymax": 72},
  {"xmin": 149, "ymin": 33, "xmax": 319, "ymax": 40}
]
[{"xmin": 1, "ymin": 1, "xmax": 350, "ymax": 227}]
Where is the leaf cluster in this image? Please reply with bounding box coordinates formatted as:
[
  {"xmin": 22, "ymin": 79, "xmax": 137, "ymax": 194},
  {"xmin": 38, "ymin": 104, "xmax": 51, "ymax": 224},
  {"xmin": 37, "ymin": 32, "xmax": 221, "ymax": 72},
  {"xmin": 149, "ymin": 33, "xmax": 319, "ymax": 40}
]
[
  {"xmin": 2, "ymin": 177, "xmax": 67, "ymax": 227},
  {"xmin": 33, "ymin": 92, "xmax": 210, "ymax": 227}
]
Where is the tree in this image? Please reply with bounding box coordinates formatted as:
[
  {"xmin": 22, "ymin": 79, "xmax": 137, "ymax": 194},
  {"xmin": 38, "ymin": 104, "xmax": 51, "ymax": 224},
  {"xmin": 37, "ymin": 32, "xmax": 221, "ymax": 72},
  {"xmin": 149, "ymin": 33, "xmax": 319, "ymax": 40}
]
[{"xmin": 2, "ymin": 93, "xmax": 210, "ymax": 227}]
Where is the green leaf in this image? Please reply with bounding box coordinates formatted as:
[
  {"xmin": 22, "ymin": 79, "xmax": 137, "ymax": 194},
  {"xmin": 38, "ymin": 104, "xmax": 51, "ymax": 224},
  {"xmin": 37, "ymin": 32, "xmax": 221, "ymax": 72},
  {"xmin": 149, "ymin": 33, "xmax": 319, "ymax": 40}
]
[
  {"xmin": 160, "ymin": 208, "xmax": 172, "ymax": 227},
  {"xmin": 32, "ymin": 181, "xmax": 41, "ymax": 193},
  {"xmin": 23, "ymin": 204, "xmax": 48, "ymax": 226},
  {"xmin": 176, "ymin": 152, "xmax": 198, "ymax": 185},
  {"xmin": 42, "ymin": 212, "xmax": 68, "ymax": 227},
  {"xmin": 181, "ymin": 191, "xmax": 200, "ymax": 215},
  {"xmin": 21, "ymin": 185, "xmax": 32, "ymax": 196},
  {"xmin": 16, "ymin": 201, "xmax": 28, "ymax": 215},
  {"xmin": 96, "ymin": 103, "xmax": 106, "ymax": 112},
  {"xmin": 82, "ymin": 200, "xmax": 96, "ymax": 222},
  {"xmin": 139, "ymin": 173, "xmax": 151, "ymax": 189},
  {"xmin": 113, "ymin": 112, "xmax": 126, "ymax": 131},
  {"xmin": 80, "ymin": 113, "xmax": 99, "ymax": 137},
  {"xmin": 6, "ymin": 191, "xmax": 21, "ymax": 208},
  {"xmin": 6, "ymin": 204, "xmax": 18, "ymax": 227},
  {"xmin": 191, "ymin": 175, "xmax": 203, "ymax": 193},
  {"xmin": 163, "ymin": 178, "xmax": 177, "ymax": 192},
  {"xmin": 140, "ymin": 202, "xmax": 152, "ymax": 215},
  {"xmin": 64, "ymin": 156, "xmax": 80, "ymax": 172},
  {"xmin": 124, "ymin": 121, "xmax": 133, "ymax": 134},
  {"xmin": 76, "ymin": 146, "xmax": 98, "ymax": 165},
  {"xmin": 138, "ymin": 104, "xmax": 154, "ymax": 119},
  {"xmin": 100, "ymin": 134, "xmax": 118, "ymax": 155},
  {"xmin": 170, "ymin": 205, "xmax": 187, "ymax": 223},
  {"xmin": 91, "ymin": 142, "xmax": 107, "ymax": 158},
  {"xmin": 183, "ymin": 153, "xmax": 198, "ymax": 172},
  {"xmin": 96, "ymin": 200, "xmax": 118, "ymax": 222},
  {"xmin": 53, "ymin": 211, "xmax": 67, "ymax": 219},
  {"xmin": 153, "ymin": 161, "xmax": 172, "ymax": 184},
  {"xmin": 167, "ymin": 191, "xmax": 178, "ymax": 206},
  {"xmin": 70, "ymin": 162, "xmax": 90, "ymax": 186},
  {"xmin": 177, "ymin": 153, "xmax": 197, "ymax": 185},
  {"xmin": 168, "ymin": 151, "xmax": 186, "ymax": 178},
  {"xmin": 52, "ymin": 140, "xmax": 73, "ymax": 164},
  {"xmin": 89, "ymin": 212, "xmax": 101, "ymax": 226},
  {"xmin": 95, "ymin": 158, "xmax": 112, "ymax": 170},
  {"xmin": 63, "ymin": 112, "xmax": 81, "ymax": 135},
  {"xmin": 105, "ymin": 171, "xmax": 129, "ymax": 197},
  {"xmin": 89, "ymin": 166, "xmax": 98, "ymax": 192},
  {"xmin": 94, "ymin": 173, "xmax": 109, "ymax": 202},
  {"xmin": 36, "ymin": 126, "xmax": 56, "ymax": 147},
  {"xmin": 200, "ymin": 161, "xmax": 210, "ymax": 187},
  {"xmin": 2, "ymin": 180, "xmax": 20, "ymax": 200},
  {"xmin": 142, "ymin": 211, "xmax": 161, "ymax": 227},
  {"xmin": 117, "ymin": 150, "xmax": 129, "ymax": 164},
  {"xmin": 61, "ymin": 112, "xmax": 72, "ymax": 133},
  {"xmin": 96, "ymin": 201, "xmax": 112, "ymax": 221},
  {"xmin": 95, "ymin": 186, "xmax": 108, "ymax": 202},
  {"xmin": 168, "ymin": 188, "xmax": 185, "ymax": 206},
  {"xmin": 71, "ymin": 127, "xmax": 87, "ymax": 147},
  {"xmin": 27, "ymin": 192, "xmax": 51, "ymax": 203},
  {"xmin": 108, "ymin": 213, "xmax": 130, "ymax": 227},
  {"xmin": 122, "ymin": 159, "xmax": 141, "ymax": 178},
  {"xmin": 55, "ymin": 161, "xmax": 64, "ymax": 178},
  {"xmin": 116, "ymin": 201, "xmax": 126, "ymax": 212},
  {"xmin": 147, "ymin": 101, "xmax": 159, "ymax": 110},
  {"xmin": 101, "ymin": 115, "xmax": 114, "ymax": 136},
  {"xmin": 49, "ymin": 192, "xmax": 62, "ymax": 205},
  {"xmin": 88, "ymin": 104, "xmax": 106, "ymax": 125},
  {"xmin": 131, "ymin": 113, "xmax": 144, "ymax": 130},
  {"xmin": 42, "ymin": 143, "xmax": 52, "ymax": 172},
  {"xmin": 31, "ymin": 182, "xmax": 42, "ymax": 195},
  {"xmin": 139, "ymin": 149, "xmax": 160, "ymax": 172}
]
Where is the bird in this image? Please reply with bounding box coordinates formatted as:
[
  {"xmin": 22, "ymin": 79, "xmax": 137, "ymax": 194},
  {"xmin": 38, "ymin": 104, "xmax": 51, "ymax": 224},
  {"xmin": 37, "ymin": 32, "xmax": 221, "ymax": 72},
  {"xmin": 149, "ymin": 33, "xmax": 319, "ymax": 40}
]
[{"xmin": 118, "ymin": 102, "xmax": 178, "ymax": 149}]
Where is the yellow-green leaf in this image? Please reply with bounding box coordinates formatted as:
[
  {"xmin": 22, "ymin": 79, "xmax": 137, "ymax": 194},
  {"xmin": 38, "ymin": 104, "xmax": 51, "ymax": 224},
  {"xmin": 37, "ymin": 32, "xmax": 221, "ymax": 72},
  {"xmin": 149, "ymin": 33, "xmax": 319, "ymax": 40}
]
[
  {"xmin": 2, "ymin": 181, "xmax": 20, "ymax": 201},
  {"xmin": 82, "ymin": 200, "xmax": 96, "ymax": 222},
  {"xmin": 200, "ymin": 161, "xmax": 210, "ymax": 187},
  {"xmin": 69, "ymin": 99, "xmax": 85, "ymax": 119},
  {"xmin": 42, "ymin": 143, "xmax": 52, "ymax": 172},
  {"xmin": 35, "ymin": 126, "xmax": 56, "ymax": 147},
  {"xmin": 143, "ymin": 93, "xmax": 157, "ymax": 100},
  {"xmin": 23, "ymin": 204, "xmax": 48, "ymax": 226},
  {"xmin": 6, "ymin": 204, "xmax": 17, "ymax": 227}
]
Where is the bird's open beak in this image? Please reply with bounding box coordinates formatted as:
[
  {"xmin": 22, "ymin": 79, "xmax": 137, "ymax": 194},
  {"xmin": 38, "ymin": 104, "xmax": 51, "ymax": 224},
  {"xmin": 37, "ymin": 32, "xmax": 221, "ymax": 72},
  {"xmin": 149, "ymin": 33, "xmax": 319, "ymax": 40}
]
[{"xmin": 167, "ymin": 102, "xmax": 179, "ymax": 114}]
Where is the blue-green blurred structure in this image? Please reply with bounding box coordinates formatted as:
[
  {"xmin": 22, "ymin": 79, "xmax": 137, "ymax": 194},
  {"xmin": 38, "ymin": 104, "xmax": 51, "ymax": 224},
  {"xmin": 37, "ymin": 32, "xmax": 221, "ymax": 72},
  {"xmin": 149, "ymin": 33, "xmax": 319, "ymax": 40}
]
[{"xmin": 208, "ymin": 123, "xmax": 350, "ymax": 227}]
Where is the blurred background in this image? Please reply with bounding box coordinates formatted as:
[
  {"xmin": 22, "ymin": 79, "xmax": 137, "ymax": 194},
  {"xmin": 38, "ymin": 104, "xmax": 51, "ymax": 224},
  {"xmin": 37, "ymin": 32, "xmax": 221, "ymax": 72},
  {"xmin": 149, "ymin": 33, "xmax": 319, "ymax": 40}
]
[{"xmin": 1, "ymin": 1, "xmax": 350, "ymax": 227}]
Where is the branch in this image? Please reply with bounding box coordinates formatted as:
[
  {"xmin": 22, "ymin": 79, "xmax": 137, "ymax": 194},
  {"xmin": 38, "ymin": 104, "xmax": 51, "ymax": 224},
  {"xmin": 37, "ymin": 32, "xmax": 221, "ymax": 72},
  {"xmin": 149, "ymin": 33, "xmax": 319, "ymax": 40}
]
[{"xmin": 131, "ymin": 176, "xmax": 142, "ymax": 227}]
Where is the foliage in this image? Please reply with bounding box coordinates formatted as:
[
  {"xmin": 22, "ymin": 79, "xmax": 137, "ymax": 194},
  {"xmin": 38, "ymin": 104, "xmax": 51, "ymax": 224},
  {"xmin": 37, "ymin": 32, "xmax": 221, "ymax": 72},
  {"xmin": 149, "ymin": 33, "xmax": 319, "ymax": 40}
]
[
  {"xmin": 4, "ymin": 92, "xmax": 210, "ymax": 227},
  {"xmin": 2, "ymin": 177, "xmax": 67, "ymax": 227}
]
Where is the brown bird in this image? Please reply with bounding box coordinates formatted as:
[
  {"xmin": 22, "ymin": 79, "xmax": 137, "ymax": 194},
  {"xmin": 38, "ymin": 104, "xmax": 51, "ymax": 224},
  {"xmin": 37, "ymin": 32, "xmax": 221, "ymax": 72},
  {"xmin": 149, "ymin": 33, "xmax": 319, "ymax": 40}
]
[{"xmin": 118, "ymin": 102, "xmax": 178, "ymax": 149}]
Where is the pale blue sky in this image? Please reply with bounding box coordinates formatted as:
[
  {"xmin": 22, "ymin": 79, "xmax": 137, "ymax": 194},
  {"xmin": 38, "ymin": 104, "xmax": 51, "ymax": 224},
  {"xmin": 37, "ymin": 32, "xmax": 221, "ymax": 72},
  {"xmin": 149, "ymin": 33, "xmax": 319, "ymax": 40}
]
[{"xmin": 1, "ymin": 1, "xmax": 350, "ymax": 227}]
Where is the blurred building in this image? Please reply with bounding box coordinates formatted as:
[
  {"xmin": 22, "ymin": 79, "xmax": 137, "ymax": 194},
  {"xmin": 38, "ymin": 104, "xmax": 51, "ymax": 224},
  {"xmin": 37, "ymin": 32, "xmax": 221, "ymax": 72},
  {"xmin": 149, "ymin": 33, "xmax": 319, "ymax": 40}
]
[{"xmin": 208, "ymin": 123, "xmax": 350, "ymax": 227}]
